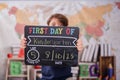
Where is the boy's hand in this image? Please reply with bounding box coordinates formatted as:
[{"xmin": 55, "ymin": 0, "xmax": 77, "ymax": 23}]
[
  {"xmin": 20, "ymin": 38, "xmax": 27, "ymax": 48},
  {"xmin": 76, "ymin": 38, "xmax": 83, "ymax": 52}
]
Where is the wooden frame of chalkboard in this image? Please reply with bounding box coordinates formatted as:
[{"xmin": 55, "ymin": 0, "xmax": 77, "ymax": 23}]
[{"xmin": 24, "ymin": 26, "xmax": 79, "ymax": 66}]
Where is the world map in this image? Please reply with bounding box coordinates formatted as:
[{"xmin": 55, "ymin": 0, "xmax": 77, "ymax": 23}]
[{"xmin": 0, "ymin": 2, "xmax": 120, "ymax": 41}]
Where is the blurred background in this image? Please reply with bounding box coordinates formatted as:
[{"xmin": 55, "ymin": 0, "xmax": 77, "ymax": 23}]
[{"xmin": 0, "ymin": 0, "xmax": 120, "ymax": 80}]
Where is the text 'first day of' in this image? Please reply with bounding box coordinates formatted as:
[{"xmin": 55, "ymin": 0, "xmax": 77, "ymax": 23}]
[{"xmin": 28, "ymin": 27, "xmax": 75, "ymax": 35}]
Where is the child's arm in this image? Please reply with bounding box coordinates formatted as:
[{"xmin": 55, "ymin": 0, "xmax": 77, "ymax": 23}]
[
  {"xmin": 20, "ymin": 35, "xmax": 27, "ymax": 48},
  {"xmin": 76, "ymin": 38, "xmax": 83, "ymax": 52}
]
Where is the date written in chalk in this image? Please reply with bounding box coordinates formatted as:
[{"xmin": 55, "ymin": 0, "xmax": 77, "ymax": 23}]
[{"xmin": 42, "ymin": 50, "xmax": 75, "ymax": 61}]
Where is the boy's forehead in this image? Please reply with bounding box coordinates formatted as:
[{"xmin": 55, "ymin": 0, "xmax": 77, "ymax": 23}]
[{"xmin": 49, "ymin": 18, "xmax": 63, "ymax": 26}]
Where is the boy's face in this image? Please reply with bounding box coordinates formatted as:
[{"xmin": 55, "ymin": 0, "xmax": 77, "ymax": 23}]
[{"xmin": 49, "ymin": 18, "xmax": 63, "ymax": 26}]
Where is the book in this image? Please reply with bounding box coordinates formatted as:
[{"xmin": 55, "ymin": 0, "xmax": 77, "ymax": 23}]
[
  {"xmin": 85, "ymin": 44, "xmax": 92, "ymax": 62},
  {"xmin": 100, "ymin": 43, "xmax": 104, "ymax": 56},
  {"xmin": 81, "ymin": 47, "xmax": 88, "ymax": 62},
  {"xmin": 88, "ymin": 44, "xmax": 96, "ymax": 62},
  {"xmin": 104, "ymin": 43, "xmax": 108, "ymax": 56},
  {"xmin": 71, "ymin": 67, "xmax": 79, "ymax": 73},
  {"xmin": 108, "ymin": 43, "xmax": 111, "ymax": 56},
  {"xmin": 93, "ymin": 44, "xmax": 99, "ymax": 62},
  {"xmin": 78, "ymin": 51, "xmax": 83, "ymax": 62},
  {"xmin": 11, "ymin": 44, "xmax": 20, "ymax": 55}
]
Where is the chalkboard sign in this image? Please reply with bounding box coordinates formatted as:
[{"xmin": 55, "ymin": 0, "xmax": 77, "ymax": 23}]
[{"xmin": 25, "ymin": 26, "xmax": 79, "ymax": 66}]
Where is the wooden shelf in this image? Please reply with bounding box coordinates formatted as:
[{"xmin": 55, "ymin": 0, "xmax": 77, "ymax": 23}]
[
  {"xmin": 8, "ymin": 58, "xmax": 24, "ymax": 61},
  {"xmin": 8, "ymin": 75, "xmax": 27, "ymax": 77},
  {"xmin": 79, "ymin": 77, "xmax": 98, "ymax": 79},
  {"xmin": 5, "ymin": 57, "xmax": 30, "ymax": 80}
]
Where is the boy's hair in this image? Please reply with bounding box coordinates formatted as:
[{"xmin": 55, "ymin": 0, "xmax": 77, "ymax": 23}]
[{"xmin": 47, "ymin": 13, "xmax": 68, "ymax": 26}]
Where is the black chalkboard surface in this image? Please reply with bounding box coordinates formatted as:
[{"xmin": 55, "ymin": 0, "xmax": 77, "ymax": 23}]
[{"xmin": 25, "ymin": 26, "xmax": 79, "ymax": 66}]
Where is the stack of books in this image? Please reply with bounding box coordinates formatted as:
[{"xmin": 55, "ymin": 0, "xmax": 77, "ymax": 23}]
[
  {"xmin": 71, "ymin": 67, "xmax": 79, "ymax": 80},
  {"xmin": 80, "ymin": 43, "xmax": 112, "ymax": 62},
  {"xmin": 11, "ymin": 44, "xmax": 20, "ymax": 56}
]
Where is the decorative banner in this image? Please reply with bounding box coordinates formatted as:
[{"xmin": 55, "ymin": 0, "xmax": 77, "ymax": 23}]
[{"xmin": 25, "ymin": 26, "xmax": 79, "ymax": 66}]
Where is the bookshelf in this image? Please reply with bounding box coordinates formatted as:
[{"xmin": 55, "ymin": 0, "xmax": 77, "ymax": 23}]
[
  {"xmin": 5, "ymin": 58, "xmax": 30, "ymax": 80},
  {"xmin": 78, "ymin": 43, "xmax": 116, "ymax": 80}
]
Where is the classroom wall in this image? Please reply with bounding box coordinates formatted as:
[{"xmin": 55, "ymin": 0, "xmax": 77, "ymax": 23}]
[{"xmin": 0, "ymin": 0, "xmax": 120, "ymax": 80}]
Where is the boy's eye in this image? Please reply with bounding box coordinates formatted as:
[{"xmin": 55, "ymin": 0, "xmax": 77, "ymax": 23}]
[{"xmin": 50, "ymin": 22, "xmax": 55, "ymax": 26}]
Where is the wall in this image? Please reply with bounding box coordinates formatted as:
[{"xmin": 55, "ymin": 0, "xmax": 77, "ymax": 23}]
[{"xmin": 0, "ymin": 0, "xmax": 120, "ymax": 80}]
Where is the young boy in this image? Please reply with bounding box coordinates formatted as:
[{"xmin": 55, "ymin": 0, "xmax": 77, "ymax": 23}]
[{"xmin": 21, "ymin": 13, "xmax": 83, "ymax": 80}]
